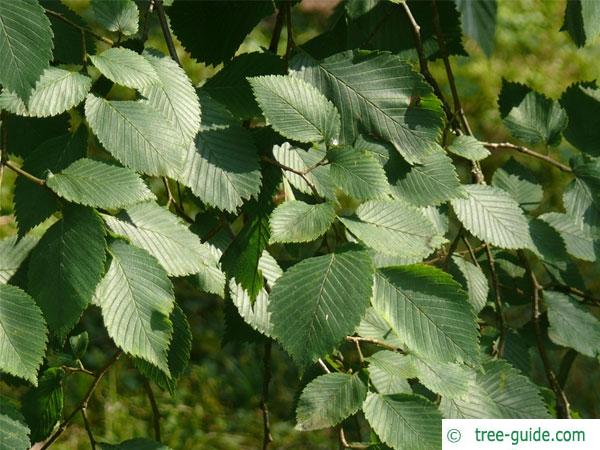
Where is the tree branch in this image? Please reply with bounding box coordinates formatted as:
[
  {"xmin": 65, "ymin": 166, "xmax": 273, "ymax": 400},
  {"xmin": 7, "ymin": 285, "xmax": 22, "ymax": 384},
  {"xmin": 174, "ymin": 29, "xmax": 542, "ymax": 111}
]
[
  {"xmin": 485, "ymin": 244, "xmax": 506, "ymax": 357},
  {"xmin": 557, "ymin": 349, "xmax": 577, "ymax": 390},
  {"xmin": 81, "ymin": 408, "xmax": 96, "ymax": 450},
  {"xmin": 482, "ymin": 142, "xmax": 572, "ymax": 173},
  {"xmin": 261, "ymin": 155, "xmax": 321, "ymax": 197},
  {"xmin": 45, "ymin": 9, "xmax": 114, "ymax": 46},
  {"xmin": 269, "ymin": 6, "xmax": 285, "ymax": 53},
  {"xmin": 519, "ymin": 252, "xmax": 570, "ymax": 418},
  {"xmin": 154, "ymin": 0, "xmax": 180, "ymax": 66},
  {"xmin": 2, "ymin": 161, "xmax": 46, "ymax": 186},
  {"xmin": 143, "ymin": 378, "xmax": 161, "ymax": 442},
  {"xmin": 398, "ymin": 1, "xmax": 455, "ymax": 129},
  {"xmin": 41, "ymin": 351, "xmax": 123, "ymax": 449},
  {"xmin": 284, "ymin": 1, "xmax": 295, "ymax": 63},
  {"xmin": 345, "ymin": 336, "xmax": 403, "ymax": 353},
  {"xmin": 260, "ymin": 340, "xmax": 273, "ymax": 450},
  {"xmin": 548, "ymin": 283, "xmax": 600, "ymax": 307}
]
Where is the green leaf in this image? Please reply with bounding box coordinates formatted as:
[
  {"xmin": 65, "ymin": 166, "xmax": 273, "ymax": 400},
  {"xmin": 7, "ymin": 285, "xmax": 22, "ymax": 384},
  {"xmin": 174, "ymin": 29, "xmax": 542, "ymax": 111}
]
[
  {"xmin": 545, "ymin": 291, "xmax": 600, "ymax": 358},
  {"xmin": 406, "ymin": 355, "xmax": 473, "ymax": 400},
  {"xmin": 0, "ymin": 397, "xmax": 30, "ymax": 450},
  {"xmin": 339, "ymin": 200, "xmax": 443, "ymax": 259},
  {"xmin": 539, "ymin": 212, "xmax": 597, "ymax": 262},
  {"xmin": 91, "ymin": 0, "xmax": 138, "ymax": 36},
  {"xmin": 102, "ymin": 202, "xmax": 223, "ymax": 278},
  {"xmin": 440, "ymin": 358, "xmax": 549, "ymax": 418},
  {"xmin": 203, "ymin": 52, "xmax": 286, "ymax": 119},
  {"xmin": 372, "ymin": 265, "xmax": 479, "ymax": 365},
  {"xmin": 188, "ymin": 243, "xmax": 226, "ymax": 298},
  {"xmin": 0, "ymin": 284, "xmax": 47, "ymax": 385},
  {"xmin": 449, "ymin": 255, "xmax": 489, "ymax": 314},
  {"xmin": 564, "ymin": 177, "xmax": 600, "ymax": 230},
  {"xmin": 356, "ymin": 307, "xmax": 404, "ymax": 348},
  {"xmin": 0, "ymin": 67, "xmax": 91, "ymax": 117},
  {"xmin": 328, "ymin": 146, "xmax": 390, "ymax": 200},
  {"xmin": 363, "ymin": 393, "xmax": 442, "ymax": 450},
  {"xmin": 451, "ymin": 184, "xmax": 532, "ymax": 250},
  {"xmin": 367, "ymin": 351, "xmax": 412, "ymax": 395},
  {"xmin": 167, "ymin": 0, "xmax": 273, "ymax": 66},
  {"xmin": 14, "ymin": 128, "xmax": 87, "ymax": 236},
  {"xmin": 447, "ymin": 135, "xmax": 490, "ymax": 161},
  {"xmin": 491, "ymin": 158, "xmax": 543, "ymax": 212},
  {"xmin": 559, "ymin": 83, "xmax": 600, "ymax": 157},
  {"xmin": 22, "ymin": 368, "xmax": 64, "ymax": 442},
  {"xmin": 179, "ymin": 98, "xmax": 261, "ymax": 211},
  {"xmin": 269, "ymin": 247, "xmax": 374, "ymax": 365},
  {"xmin": 94, "ymin": 240, "xmax": 174, "ymax": 374},
  {"xmin": 498, "ymin": 80, "xmax": 567, "ymax": 146},
  {"xmin": 98, "ymin": 438, "xmax": 171, "ymax": 450},
  {"xmin": 28, "ymin": 205, "xmax": 106, "ymax": 340},
  {"xmin": 135, "ymin": 304, "xmax": 192, "ymax": 394},
  {"xmin": 456, "ymin": 0, "xmax": 497, "ymax": 56},
  {"xmin": 391, "ymin": 150, "xmax": 466, "ymax": 206},
  {"xmin": 0, "ymin": 0, "xmax": 53, "ymax": 101},
  {"xmin": 0, "ymin": 235, "xmax": 37, "ymax": 284},
  {"xmin": 572, "ymin": 155, "xmax": 600, "ymax": 201},
  {"xmin": 272, "ymin": 143, "xmax": 335, "ymax": 198},
  {"xmin": 46, "ymin": 159, "xmax": 155, "ymax": 209},
  {"xmin": 140, "ymin": 53, "xmax": 201, "ymax": 149},
  {"xmin": 229, "ymin": 281, "xmax": 272, "ymax": 337},
  {"xmin": 270, "ymin": 201, "xmax": 335, "ymax": 243},
  {"xmin": 295, "ymin": 373, "xmax": 367, "ymax": 431},
  {"xmin": 562, "ymin": 0, "xmax": 600, "ymax": 47},
  {"xmin": 292, "ymin": 50, "xmax": 443, "ymax": 164},
  {"xmin": 85, "ymin": 94, "xmax": 186, "ymax": 176},
  {"xmin": 90, "ymin": 48, "xmax": 158, "ymax": 90},
  {"xmin": 249, "ymin": 75, "xmax": 341, "ymax": 144}
]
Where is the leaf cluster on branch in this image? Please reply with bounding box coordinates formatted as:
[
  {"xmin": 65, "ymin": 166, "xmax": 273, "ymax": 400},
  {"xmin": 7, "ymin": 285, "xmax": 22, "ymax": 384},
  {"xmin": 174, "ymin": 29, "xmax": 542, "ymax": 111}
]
[{"xmin": 0, "ymin": 0, "xmax": 599, "ymax": 449}]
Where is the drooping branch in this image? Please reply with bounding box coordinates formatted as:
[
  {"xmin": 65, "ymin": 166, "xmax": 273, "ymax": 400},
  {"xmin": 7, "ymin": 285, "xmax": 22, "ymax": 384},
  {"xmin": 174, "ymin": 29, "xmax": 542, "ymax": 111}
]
[
  {"xmin": 260, "ymin": 340, "xmax": 273, "ymax": 450},
  {"xmin": 519, "ymin": 252, "xmax": 571, "ymax": 418},
  {"xmin": 80, "ymin": 408, "xmax": 96, "ymax": 450},
  {"xmin": 2, "ymin": 161, "xmax": 46, "ymax": 186},
  {"xmin": 41, "ymin": 351, "xmax": 123, "ymax": 449},
  {"xmin": 483, "ymin": 142, "xmax": 572, "ymax": 173}
]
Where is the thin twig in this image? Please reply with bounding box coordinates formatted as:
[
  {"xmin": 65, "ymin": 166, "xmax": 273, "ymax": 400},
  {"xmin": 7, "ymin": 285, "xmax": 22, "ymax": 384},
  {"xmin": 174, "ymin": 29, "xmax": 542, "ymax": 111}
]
[
  {"xmin": 260, "ymin": 340, "xmax": 273, "ymax": 450},
  {"xmin": 546, "ymin": 283, "xmax": 600, "ymax": 307},
  {"xmin": 141, "ymin": 0, "xmax": 155, "ymax": 43},
  {"xmin": 317, "ymin": 358, "xmax": 331, "ymax": 374},
  {"xmin": 143, "ymin": 378, "xmax": 161, "ymax": 441},
  {"xmin": 431, "ymin": 0, "xmax": 471, "ymax": 134},
  {"xmin": 443, "ymin": 225, "xmax": 463, "ymax": 268},
  {"xmin": 45, "ymin": 9, "xmax": 114, "ymax": 46},
  {"xmin": 339, "ymin": 428, "xmax": 370, "ymax": 449},
  {"xmin": 345, "ymin": 336, "xmax": 402, "ymax": 353},
  {"xmin": 485, "ymin": 244, "xmax": 505, "ymax": 357},
  {"xmin": 261, "ymin": 156, "xmax": 320, "ymax": 197},
  {"xmin": 81, "ymin": 408, "xmax": 96, "ymax": 450},
  {"xmin": 269, "ymin": 6, "xmax": 285, "ymax": 53},
  {"xmin": 154, "ymin": 0, "xmax": 180, "ymax": 65},
  {"xmin": 61, "ymin": 365, "xmax": 95, "ymax": 377},
  {"xmin": 461, "ymin": 236, "xmax": 482, "ymax": 268},
  {"xmin": 3, "ymin": 161, "xmax": 46, "ymax": 186},
  {"xmin": 483, "ymin": 142, "xmax": 572, "ymax": 173},
  {"xmin": 41, "ymin": 351, "xmax": 123, "ymax": 449},
  {"xmin": 519, "ymin": 252, "xmax": 570, "ymax": 419},
  {"xmin": 398, "ymin": 1, "xmax": 454, "ymax": 129}
]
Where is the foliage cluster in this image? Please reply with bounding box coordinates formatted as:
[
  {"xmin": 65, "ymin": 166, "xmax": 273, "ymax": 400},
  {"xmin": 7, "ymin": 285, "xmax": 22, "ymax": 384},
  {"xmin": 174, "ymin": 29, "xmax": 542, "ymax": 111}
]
[{"xmin": 0, "ymin": 1, "xmax": 599, "ymax": 449}]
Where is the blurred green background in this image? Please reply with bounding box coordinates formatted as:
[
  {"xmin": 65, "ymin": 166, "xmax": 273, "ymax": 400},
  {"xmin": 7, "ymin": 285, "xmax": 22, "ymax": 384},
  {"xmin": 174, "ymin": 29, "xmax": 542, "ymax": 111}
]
[{"xmin": 1, "ymin": 1, "xmax": 599, "ymax": 448}]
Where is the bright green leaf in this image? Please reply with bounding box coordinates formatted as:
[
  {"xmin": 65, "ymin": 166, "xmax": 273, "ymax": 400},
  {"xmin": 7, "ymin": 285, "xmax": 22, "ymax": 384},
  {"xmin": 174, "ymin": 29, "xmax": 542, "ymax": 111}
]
[
  {"xmin": 0, "ymin": 235, "xmax": 38, "ymax": 284},
  {"xmin": 270, "ymin": 201, "xmax": 335, "ymax": 243},
  {"xmin": 450, "ymin": 255, "xmax": 489, "ymax": 313},
  {"xmin": 269, "ymin": 247, "xmax": 374, "ymax": 365},
  {"xmin": 491, "ymin": 158, "xmax": 543, "ymax": 212},
  {"xmin": 295, "ymin": 373, "xmax": 367, "ymax": 431},
  {"xmin": 90, "ymin": 0, "xmax": 138, "ymax": 36},
  {"xmin": 46, "ymin": 159, "xmax": 155, "ymax": 209},
  {"xmin": 447, "ymin": 135, "xmax": 490, "ymax": 161},
  {"xmin": 249, "ymin": 75, "xmax": 341, "ymax": 144},
  {"xmin": 94, "ymin": 240, "xmax": 174, "ymax": 374},
  {"xmin": 90, "ymin": 48, "xmax": 158, "ymax": 90}
]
